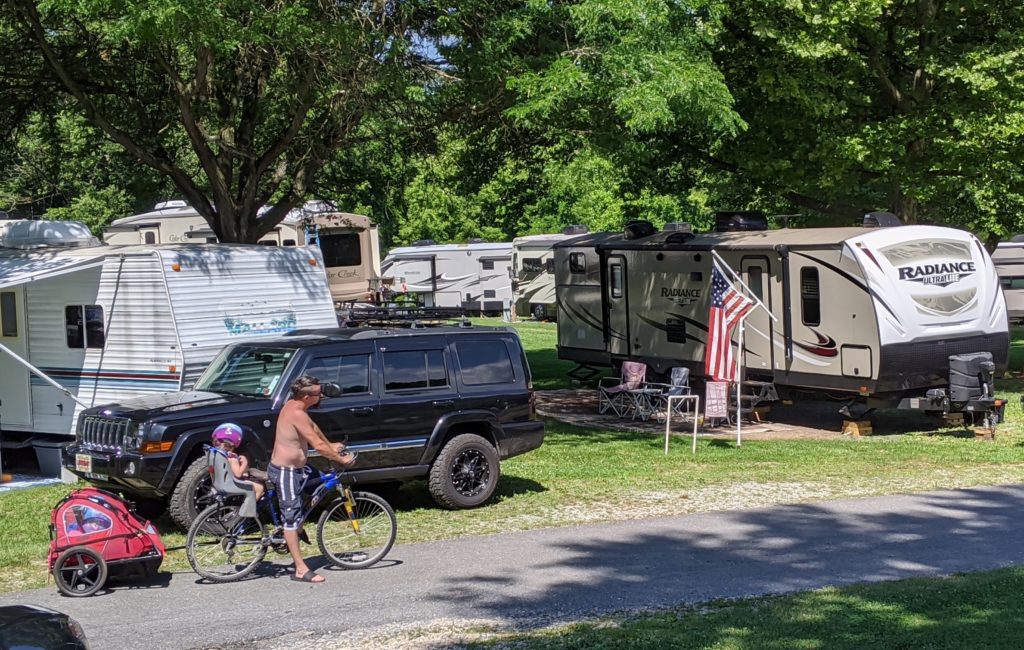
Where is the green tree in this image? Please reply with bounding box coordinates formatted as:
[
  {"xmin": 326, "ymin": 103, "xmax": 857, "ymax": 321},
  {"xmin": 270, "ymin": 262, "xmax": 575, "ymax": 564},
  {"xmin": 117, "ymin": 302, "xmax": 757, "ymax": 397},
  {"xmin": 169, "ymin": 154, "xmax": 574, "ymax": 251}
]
[
  {"xmin": 3, "ymin": 0, "xmax": 421, "ymax": 242},
  {"xmin": 703, "ymin": 0, "xmax": 1024, "ymax": 235}
]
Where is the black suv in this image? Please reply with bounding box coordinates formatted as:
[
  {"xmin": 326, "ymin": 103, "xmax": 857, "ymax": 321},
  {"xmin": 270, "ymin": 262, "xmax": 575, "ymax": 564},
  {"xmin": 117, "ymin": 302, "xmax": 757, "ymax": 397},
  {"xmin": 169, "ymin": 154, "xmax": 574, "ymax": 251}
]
[{"xmin": 62, "ymin": 325, "xmax": 545, "ymax": 528}]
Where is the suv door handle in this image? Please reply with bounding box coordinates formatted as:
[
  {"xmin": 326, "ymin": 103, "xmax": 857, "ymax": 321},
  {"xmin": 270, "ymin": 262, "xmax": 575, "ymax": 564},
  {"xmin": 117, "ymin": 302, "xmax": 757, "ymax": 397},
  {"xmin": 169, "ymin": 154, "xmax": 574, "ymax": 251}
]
[
  {"xmin": 348, "ymin": 407, "xmax": 374, "ymax": 416},
  {"xmin": 432, "ymin": 400, "xmax": 455, "ymax": 408}
]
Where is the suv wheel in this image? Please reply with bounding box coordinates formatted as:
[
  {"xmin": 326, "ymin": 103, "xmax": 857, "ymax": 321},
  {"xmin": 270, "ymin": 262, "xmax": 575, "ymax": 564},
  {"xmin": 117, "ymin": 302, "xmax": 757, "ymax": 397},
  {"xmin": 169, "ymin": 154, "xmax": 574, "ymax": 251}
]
[
  {"xmin": 168, "ymin": 456, "xmax": 216, "ymax": 529},
  {"xmin": 428, "ymin": 434, "xmax": 500, "ymax": 509}
]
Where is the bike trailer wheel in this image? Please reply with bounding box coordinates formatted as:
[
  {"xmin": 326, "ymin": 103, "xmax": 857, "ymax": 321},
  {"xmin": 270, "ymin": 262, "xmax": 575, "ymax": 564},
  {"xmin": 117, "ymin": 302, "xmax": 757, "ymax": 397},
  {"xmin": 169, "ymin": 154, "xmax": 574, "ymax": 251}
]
[{"xmin": 53, "ymin": 546, "xmax": 108, "ymax": 597}]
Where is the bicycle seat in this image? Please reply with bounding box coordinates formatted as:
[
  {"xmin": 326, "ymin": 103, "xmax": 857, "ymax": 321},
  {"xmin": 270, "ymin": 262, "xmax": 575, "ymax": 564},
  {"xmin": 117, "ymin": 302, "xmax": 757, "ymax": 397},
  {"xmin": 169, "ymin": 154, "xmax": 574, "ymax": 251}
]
[{"xmin": 206, "ymin": 448, "xmax": 259, "ymax": 518}]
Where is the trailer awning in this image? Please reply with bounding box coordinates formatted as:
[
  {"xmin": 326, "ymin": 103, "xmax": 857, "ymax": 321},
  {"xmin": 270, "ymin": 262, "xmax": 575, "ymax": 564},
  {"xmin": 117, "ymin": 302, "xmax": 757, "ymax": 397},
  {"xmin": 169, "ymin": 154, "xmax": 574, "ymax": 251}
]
[{"xmin": 0, "ymin": 256, "xmax": 106, "ymax": 290}]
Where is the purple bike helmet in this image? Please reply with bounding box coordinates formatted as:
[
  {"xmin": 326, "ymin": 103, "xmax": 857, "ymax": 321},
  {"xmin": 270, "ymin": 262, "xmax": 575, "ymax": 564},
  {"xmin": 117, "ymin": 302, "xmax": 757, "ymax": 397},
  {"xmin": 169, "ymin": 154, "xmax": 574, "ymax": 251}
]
[{"xmin": 211, "ymin": 422, "xmax": 243, "ymax": 447}]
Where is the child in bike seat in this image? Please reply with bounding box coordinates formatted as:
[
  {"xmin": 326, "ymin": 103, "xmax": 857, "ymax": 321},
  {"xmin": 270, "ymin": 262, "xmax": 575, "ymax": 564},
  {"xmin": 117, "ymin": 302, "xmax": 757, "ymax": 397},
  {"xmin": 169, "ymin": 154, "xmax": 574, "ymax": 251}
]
[{"xmin": 211, "ymin": 423, "xmax": 265, "ymax": 501}]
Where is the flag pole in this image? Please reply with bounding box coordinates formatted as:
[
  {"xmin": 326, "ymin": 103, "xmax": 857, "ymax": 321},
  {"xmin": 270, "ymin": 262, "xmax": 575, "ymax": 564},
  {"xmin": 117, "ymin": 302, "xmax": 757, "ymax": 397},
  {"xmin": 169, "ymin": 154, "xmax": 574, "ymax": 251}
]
[{"xmin": 736, "ymin": 320, "xmax": 744, "ymax": 447}]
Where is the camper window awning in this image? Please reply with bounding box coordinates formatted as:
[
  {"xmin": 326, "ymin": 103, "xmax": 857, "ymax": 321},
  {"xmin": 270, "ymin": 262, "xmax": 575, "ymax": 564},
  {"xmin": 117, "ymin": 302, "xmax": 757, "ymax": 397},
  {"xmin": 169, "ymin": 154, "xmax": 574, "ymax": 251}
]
[{"xmin": 0, "ymin": 256, "xmax": 106, "ymax": 290}]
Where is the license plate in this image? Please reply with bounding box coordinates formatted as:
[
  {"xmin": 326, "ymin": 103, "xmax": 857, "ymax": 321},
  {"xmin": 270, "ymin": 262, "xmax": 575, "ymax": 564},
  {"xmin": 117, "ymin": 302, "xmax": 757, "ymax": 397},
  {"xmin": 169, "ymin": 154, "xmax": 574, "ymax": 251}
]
[
  {"xmin": 75, "ymin": 454, "xmax": 92, "ymax": 473},
  {"xmin": 84, "ymin": 472, "xmax": 108, "ymax": 481}
]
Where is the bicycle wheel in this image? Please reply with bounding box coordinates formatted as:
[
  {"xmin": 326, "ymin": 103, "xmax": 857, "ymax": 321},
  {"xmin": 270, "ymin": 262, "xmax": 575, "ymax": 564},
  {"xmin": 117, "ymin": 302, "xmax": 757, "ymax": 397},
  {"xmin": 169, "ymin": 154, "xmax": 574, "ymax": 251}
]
[
  {"xmin": 317, "ymin": 491, "xmax": 397, "ymax": 569},
  {"xmin": 186, "ymin": 503, "xmax": 269, "ymax": 582}
]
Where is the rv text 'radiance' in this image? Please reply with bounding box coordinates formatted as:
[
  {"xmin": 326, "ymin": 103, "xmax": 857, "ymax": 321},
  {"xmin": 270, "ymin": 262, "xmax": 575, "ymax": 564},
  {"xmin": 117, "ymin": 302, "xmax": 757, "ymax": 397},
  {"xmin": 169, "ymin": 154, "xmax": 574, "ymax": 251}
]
[{"xmin": 897, "ymin": 261, "xmax": 976, "ymax": 286}]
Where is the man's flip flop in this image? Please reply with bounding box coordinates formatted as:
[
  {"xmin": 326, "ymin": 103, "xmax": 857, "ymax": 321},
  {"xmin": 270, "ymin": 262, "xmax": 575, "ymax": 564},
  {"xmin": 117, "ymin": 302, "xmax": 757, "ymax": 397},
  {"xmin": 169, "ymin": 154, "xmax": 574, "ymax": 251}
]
[{"xmin": 291, "ymin": 571, "xmax": 324, "ymax": 583}]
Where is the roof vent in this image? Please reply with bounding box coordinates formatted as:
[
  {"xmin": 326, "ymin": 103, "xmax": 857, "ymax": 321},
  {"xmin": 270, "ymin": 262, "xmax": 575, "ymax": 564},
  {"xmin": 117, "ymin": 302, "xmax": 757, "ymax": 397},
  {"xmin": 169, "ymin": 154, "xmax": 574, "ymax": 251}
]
[
  {"xmin": 714, "ymin": 211, "xmax": 768, "ymax": 232},
  {"xmin": 468, "ymin": 238, "xmax": 484, "ymax": 244},
  {"xmin": 412, "ymin": 239, "xmax": 437, "ymax": 246},
  {"xmin": 0, "ymin": 220, "xmax": 101, "ymax": 250},
  {"xmin": 863, "ymin": 211, "xmax": 902, "ymax": 228},
  {"xmin": 623, "ymin": 220, "xmax": 656, "ymax": 240},
  {"xmin": 663, "ymin": 222, "xmax": 692, "ymax": 233},
  {"xmin": 666, "ymin": 232, "xmax": 696, "ymax": 244},
  {"xmin": 561, "ymin": 224, "xmax": 589, "ymax": 236},
  {"xmin": 154, "ymin": 200, "xmax": 189, "ymax": 210}
]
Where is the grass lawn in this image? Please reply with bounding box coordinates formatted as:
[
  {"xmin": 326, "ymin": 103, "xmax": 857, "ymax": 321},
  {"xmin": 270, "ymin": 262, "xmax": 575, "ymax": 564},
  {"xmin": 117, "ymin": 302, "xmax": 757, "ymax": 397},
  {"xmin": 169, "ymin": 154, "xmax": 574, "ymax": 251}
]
[
  {"xmin": 446, "ymin": 566, "xmax": 1024, "ymax": 649},
  {"xmin": 2, "ymin": 319, "xmax": 1023, "ymax": 599}
]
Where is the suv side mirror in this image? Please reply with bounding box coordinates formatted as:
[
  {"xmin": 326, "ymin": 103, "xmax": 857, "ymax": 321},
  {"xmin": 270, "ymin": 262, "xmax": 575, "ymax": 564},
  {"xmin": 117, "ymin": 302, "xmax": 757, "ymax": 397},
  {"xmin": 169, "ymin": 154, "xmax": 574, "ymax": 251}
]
[{"xmin": 321, "ymin": 382, "xmax": 342, "ymax": 398}]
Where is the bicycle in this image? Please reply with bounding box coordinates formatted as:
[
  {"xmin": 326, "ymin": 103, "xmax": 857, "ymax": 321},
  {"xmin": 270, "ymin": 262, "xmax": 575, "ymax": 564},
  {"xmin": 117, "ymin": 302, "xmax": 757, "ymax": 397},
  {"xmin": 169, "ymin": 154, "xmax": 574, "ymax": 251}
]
[{"xmin": 185, "ymin": 452, "xmax": 397, "ymax": 583}]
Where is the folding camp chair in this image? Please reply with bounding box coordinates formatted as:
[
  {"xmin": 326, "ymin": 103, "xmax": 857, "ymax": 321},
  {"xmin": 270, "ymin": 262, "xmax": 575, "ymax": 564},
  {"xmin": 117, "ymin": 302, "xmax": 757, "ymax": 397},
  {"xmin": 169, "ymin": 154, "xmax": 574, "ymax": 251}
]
[
  {"xmin": 652, "ymin": 367, "xmax": 692, "ymax": 419},
  {"xmin": 597, "ymin": 361, "xmax": 647, "ymax": 417}
]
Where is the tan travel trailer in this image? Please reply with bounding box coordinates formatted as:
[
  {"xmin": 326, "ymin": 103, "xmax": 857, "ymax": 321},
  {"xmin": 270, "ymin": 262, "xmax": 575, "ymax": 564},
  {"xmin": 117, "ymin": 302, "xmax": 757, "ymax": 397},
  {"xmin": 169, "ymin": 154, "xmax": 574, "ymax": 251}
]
[
  {"xmin": 511, "ymin": 226, "xmax": 589, "ymax": 320},
  {"xmin": 555, "ymin": 218, "xmax": 1009, "ymax": 419},
  {"xmin": 103, "ymin": 201, "xmax": 381, "ymax": 303},
  {"xmin": 992, "ymin": 237, "xmax": 1024, "ymax": 321}
]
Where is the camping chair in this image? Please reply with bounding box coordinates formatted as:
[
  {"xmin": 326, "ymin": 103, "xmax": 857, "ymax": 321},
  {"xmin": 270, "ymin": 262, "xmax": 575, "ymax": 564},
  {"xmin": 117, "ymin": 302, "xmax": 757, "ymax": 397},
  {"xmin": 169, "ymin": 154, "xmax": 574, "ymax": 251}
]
[
  {"xmin": 652, "ymin": 367, "xmax": 692, "ymax": 420},
  {"xmin": 598, "ymin": 361, "xmax": 647, "ymax": 417}
]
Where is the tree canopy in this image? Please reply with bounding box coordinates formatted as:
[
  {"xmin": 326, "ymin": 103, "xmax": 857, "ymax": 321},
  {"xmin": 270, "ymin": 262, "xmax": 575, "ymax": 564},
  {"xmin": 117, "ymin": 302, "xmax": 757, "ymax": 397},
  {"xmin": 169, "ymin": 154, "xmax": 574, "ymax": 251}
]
[{"xmin": 2, "ymin": 0, "xmax": 1022, "ymax": 244}]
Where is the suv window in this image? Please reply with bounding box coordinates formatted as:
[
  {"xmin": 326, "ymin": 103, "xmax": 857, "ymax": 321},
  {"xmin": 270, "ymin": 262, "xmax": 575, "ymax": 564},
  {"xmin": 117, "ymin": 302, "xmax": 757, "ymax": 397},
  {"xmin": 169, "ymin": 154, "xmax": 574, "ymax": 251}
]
[
  {"xmin": 456, "ymin": 340, "xmax": 516, "ymax": 385},
  {"xmin": 302, "ymin": 354, "xmax": 371, "ymax": 394},
  {"xmin": 383, "ymin": 349, "xmax": 448, "ymax": 391},
  {"xmin": 194, "ymin": 346, "xmax": 295, "ymax": 397}
]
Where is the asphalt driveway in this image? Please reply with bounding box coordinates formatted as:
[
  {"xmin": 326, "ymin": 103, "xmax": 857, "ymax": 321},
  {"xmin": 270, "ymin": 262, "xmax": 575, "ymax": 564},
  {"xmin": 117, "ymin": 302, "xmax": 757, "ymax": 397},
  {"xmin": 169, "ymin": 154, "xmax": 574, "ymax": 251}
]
[{"xmin": 5, "ymin": 484, "xmax": 1024, "ymax": 649}]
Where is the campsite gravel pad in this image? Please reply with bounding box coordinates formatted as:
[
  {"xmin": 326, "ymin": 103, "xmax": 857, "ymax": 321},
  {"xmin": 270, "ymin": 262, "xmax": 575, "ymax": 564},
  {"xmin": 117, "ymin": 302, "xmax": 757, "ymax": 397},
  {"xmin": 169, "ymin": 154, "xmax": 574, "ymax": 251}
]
[{"xmin": 535, "ymin": 389, "xmax": 943, "ymax": 439}]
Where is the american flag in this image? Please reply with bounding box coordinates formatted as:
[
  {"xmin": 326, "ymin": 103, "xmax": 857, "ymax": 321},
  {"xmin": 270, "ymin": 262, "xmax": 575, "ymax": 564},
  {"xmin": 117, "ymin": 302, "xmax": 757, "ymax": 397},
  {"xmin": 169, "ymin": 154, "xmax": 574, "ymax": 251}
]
[{"xmin": 704, "ymin": 260, "xmax": 755, "ymax": 381}]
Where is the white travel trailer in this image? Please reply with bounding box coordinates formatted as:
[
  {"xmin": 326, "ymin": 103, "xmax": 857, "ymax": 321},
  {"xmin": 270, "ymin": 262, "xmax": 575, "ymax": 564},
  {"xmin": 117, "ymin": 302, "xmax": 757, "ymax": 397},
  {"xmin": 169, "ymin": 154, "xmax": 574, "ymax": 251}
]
[
  {"xmin": 555, "ymin": 217, "xmax": 1009, "ymax": 419},
  {"xmin": 0, "ymin": 220, "xmax": 338, "ymax": 454},
  {"xmin": 511, "ymin": 226, "xmax": 589, "ymax": 320},
  {"xmin": 380, "ymin": 241, "xmax": 513, "ymax": 314},
  {"xmin": 103, "ymin": 201, "xmax": 382, "ymax": 303},
  {"xmin": 992, "ymin": 237, "xmax": 1024, "ymax": 321}
]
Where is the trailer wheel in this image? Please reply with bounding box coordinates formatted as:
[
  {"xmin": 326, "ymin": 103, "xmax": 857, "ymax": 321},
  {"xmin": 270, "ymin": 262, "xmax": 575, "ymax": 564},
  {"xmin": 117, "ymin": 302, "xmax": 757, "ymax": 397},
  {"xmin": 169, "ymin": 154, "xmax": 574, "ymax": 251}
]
[
  {"xmin": 532, "ymin": 304, "xmax": 546, "ymax": 321},
  {"xmin": 53, "ymin": 547, "xmax": 107, "ymax": 597},
  {"xmin": 168, "ymin": 456, "xmax": 215, "ymax": 529}
]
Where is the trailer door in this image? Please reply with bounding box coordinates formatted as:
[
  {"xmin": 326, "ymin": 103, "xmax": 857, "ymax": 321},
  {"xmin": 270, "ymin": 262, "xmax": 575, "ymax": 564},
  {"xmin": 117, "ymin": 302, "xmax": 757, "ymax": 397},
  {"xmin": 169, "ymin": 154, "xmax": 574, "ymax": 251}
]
[
  {"xmin": 606, "ymin": 255, "xmax": 630, "ymax": 357},
  {"xmin": 0, "ymin": 287, "xmax": 32, "ymax": 426},
  {"xmin": 741, "ymin": 257, "xmax": 774, "ymax": 372}
]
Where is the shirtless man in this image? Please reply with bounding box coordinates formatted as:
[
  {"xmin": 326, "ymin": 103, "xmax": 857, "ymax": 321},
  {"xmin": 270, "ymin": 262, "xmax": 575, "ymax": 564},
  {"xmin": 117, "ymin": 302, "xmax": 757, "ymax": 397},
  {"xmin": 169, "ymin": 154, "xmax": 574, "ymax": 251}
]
[{"xmin": 270, "ymin": 375, "xmax": 356, "ymax": 583}]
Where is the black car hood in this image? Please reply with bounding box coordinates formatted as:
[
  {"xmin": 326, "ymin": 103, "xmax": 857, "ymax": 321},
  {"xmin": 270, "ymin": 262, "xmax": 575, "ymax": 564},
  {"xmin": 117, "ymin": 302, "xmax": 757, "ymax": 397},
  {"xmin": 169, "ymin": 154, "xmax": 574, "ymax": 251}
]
[{"xmin": 88, "ymin": 391, "xmax": 271, "ymax": 422}]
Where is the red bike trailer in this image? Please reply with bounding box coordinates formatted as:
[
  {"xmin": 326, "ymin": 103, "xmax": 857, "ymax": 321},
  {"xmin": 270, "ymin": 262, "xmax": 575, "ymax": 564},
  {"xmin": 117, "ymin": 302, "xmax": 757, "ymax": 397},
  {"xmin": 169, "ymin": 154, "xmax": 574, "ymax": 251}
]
[{"xmin": 47, "ymin": 487, "xmax": 165, "ymax": 597}]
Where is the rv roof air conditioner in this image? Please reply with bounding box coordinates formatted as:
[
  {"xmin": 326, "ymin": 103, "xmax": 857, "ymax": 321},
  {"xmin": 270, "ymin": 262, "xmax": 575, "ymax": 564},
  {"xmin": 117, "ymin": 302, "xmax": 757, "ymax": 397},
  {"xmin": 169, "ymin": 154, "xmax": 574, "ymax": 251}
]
[
  {"xmin": 154, "ymin": 200, "xmax": 189, "ymax": 210},
  {"xmin": 662, "ymin": 222, "xmax": 692, "ymax": 233},
  {"xmin": 413, "ymin": 239, "xmax": 437, "ymax": 246},
  {"xmin": 562, "ymin": 224, "xmax": 589, "ymax": 236},
  {"xmin": 714, "ymin": 211, "xmax": 768, "ymax": 232},
  {"xmin": 0, "ymin": 219, "xmax": 101, "ymax": 250},
  {"xmin": 623, "ymin": 220, "xmax": 656, "ymax": 240},
  {"xmin": 863, "ymin": 211, "xmax": 902, "ymax": 228}
]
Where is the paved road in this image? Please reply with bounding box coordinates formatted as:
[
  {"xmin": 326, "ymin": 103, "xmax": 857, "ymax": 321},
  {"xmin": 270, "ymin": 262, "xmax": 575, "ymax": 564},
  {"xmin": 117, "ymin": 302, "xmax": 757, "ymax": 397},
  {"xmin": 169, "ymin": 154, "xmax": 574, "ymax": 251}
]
[{"xmin": 7, "ymin": 484, "xmax": 1024, "ymax": 649}]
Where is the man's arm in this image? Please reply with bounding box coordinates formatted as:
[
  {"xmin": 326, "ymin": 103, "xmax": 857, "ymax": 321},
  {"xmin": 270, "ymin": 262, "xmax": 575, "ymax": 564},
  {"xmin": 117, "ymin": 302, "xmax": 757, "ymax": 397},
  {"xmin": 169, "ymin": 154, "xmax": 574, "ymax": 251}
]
[{"xmin": 294, "ymin": 415, "xmax": 348, "ymax": 465}]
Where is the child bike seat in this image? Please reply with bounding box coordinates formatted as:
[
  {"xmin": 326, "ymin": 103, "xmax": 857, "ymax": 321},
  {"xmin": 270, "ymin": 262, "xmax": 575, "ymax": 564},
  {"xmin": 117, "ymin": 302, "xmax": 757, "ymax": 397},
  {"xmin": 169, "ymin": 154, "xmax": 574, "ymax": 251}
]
[{"xmin": 206, "ymin": 447, "xmax": 259, "ymax": 518}]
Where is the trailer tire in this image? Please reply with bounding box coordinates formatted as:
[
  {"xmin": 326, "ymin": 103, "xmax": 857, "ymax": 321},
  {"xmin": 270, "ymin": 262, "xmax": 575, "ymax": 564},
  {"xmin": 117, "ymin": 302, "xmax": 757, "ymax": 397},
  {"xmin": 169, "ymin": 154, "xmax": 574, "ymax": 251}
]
[
  {"xmin": 168, "ymin": 456, "xmax": 214, "ymax": 529},
  {"xmin": 532, "ymin": 304, "xmax": 546, "ymax": 321},
  {"xmin": 428, "ymin": 434, "xmax": 500, "ymax": 509}
]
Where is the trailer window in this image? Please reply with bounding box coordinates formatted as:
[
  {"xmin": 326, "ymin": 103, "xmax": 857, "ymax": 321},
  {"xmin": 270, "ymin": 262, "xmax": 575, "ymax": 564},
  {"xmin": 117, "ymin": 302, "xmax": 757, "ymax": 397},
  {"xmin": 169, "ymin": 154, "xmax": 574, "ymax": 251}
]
[
  {"xmin": 258, "ymin": 240, "xmax": 278, "ymax": 246},
  {"xmin": 144, "ymin": 231, "xmax": 156, "ymax": 244},
  {"xmin": 522, "ymin": 258, "xmax": 543, "ymax": 273},
  {"xmin": 484, "ymin": 289, "xmax": 496, "ymax": 299},
  {"xmin": 383, "ymin": 349, "xmax": 448, "ymax": 391},
  {"xmin": 283, "ymin": 239, "xmax": 297, "ymax": 246},
  {"xmin": 65, "ymin": 305, "xmax": 105, "ymax": 349},
  {"xmin": 570, "ymin": 253, "xmax": 586, "ymax": 273},
  {"xmin": 481, "ymin": 259, "xmax": 494, "ymax": 270},
  {"xmin": 800, "ymin": 267, "xmax": 820, "ymax": 326},
  {"xmin": 302, "ymin": 354, "xmax": 370, "ymax": 395},
  {"xmin": 1, "ymin": 292, "xmax": 16, "ymax": 337},
  {"xmin": 319, "ymin": 232, "xmax": 362, "ymax": 267},
  {"xmin": 747, "ymin": 266, "xmax": 763, "ymax": 302},
  {"xmin": 610, "ymin": 263, "xmax": 623, "ymax": 298}
]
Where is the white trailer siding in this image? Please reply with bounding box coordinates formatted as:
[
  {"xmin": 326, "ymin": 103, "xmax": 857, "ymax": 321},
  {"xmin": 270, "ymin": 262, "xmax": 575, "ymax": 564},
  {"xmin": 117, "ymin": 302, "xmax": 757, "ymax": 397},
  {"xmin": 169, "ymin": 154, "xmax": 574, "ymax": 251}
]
[
  {"xmin": 159, "ymin": 246, "xmax": 337, "ymax": 387},
  {"xmin": 26, "ymin": 254, "xmax": 181, "ymax": 435}
]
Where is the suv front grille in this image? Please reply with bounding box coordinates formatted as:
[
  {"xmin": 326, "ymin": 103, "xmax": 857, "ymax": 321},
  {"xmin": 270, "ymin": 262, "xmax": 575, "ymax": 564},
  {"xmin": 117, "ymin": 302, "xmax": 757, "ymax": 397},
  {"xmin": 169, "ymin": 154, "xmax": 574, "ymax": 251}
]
[{"xmin": 78, "ymin": 415, "xmax": 135, "ymax": 451}]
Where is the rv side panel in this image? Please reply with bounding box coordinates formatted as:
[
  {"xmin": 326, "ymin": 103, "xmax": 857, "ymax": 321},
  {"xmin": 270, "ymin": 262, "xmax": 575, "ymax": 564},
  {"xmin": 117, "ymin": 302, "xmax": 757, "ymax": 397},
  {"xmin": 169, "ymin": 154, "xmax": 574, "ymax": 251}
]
[
  {"xmin": 159, "ymin": 246, "xmax": 338, "ymax": 387},
  {"xmin": 27, "ymin": 254, "xmax": 180, "ymax": 436}
]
